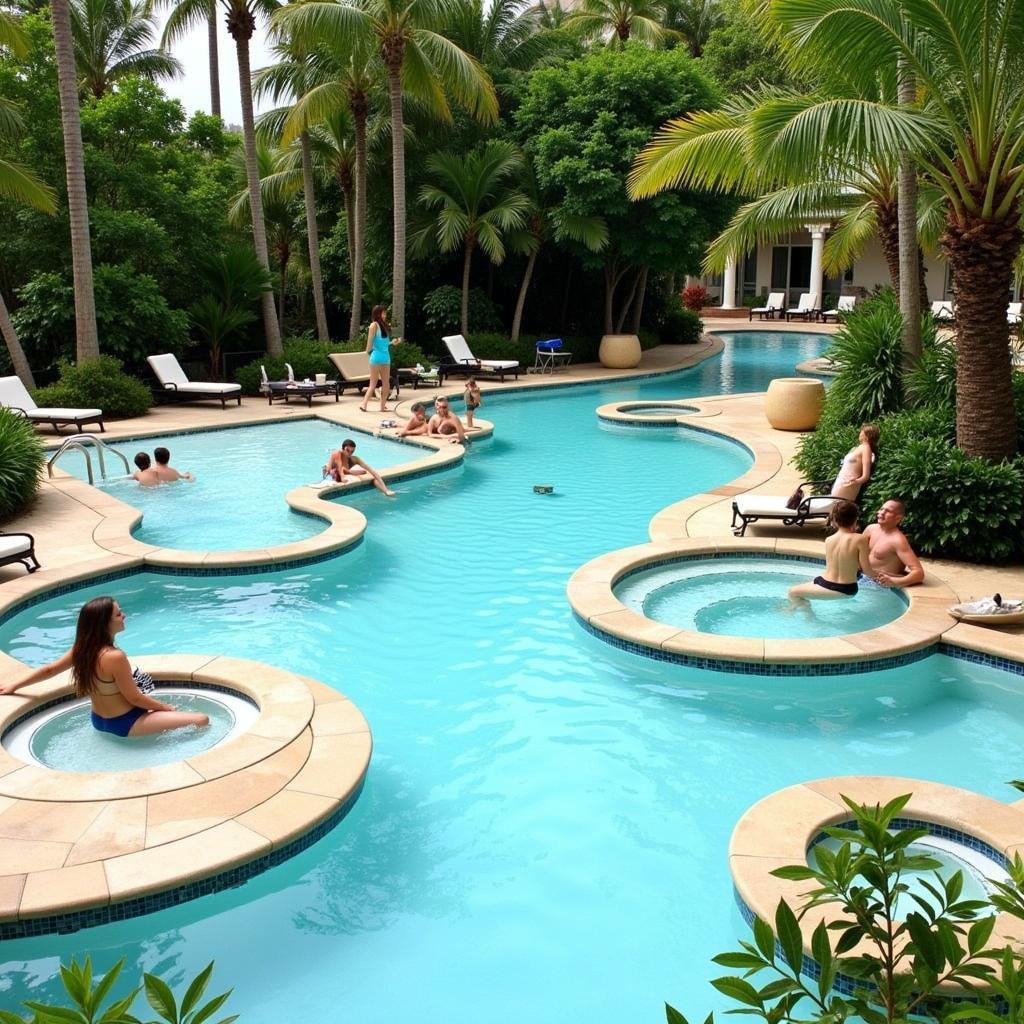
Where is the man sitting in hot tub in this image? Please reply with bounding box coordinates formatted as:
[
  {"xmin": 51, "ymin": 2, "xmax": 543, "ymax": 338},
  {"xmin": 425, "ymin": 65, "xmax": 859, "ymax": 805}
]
[{"xmin": 789, "ymin": 500, "xmax": 874, "ymax": 603}]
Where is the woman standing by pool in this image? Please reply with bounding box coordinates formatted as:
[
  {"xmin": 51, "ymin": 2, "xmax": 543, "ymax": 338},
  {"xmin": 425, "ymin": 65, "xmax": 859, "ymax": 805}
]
[
  {"xmin": 831, "ymin": 423, "xmax": 879, "ymax": 502},
  {"xmin": 360, "ymin": 304, "xmax": 396, "ymax": 413},
  {"xmin": 0, "ymin": 597, "xmax": 209, "ymax": 737}
]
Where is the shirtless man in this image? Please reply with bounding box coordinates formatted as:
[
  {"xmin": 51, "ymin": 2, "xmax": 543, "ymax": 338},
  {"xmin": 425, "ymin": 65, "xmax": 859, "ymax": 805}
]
[
  {"xmin": 152, "ymin": 446, "xmax": 194, "ymax": 482},
  {"xmin": 131, "ymin": 452, "xmax": 160, "ymax": 487},
  {"xmin": 400, "ymin": 403, "xmax": 429, "ymax": 437},
  {"xmin": 427, "ymin": 396, "xmax": 466, "ymax": 444},
  {"xmin": 864, "ymin": 498, "xmax": 924, "ymax": 588},
  {"xmin": 326, "ymin": 439, "xmax": 396, "ymax": 496},
  {"xmin": 789, "ymin": 500, "xmax": 874, "ymax": 602}
]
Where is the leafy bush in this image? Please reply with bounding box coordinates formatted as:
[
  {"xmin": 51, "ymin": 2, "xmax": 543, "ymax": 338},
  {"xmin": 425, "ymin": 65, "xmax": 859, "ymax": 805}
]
[
  {"xmin": 0, "ymin": 408, "xmax": 44, "ymax": 517},
  {"xmin": 681, "ymin": 284, "xmax": 708, "ymax": 312},
  {"xmin": 658, "ymin": 297, "xmax": 703, "ymax": 343},
  {"xmin": 422, "ymin": 285, "xmax": 502, "ymax": 336},
  {"xmin": 34, "ymin": 356, "xmax": 152, "ymax": 419},
  {"xmin": 905, "ymin": 335, "xmax": 957, "ymax": 409}
]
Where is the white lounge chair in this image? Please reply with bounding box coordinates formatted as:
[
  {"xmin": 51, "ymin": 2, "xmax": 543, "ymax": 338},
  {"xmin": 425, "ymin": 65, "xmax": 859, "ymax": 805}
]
[
  {"xmin": 0, "ymin": 530, "xmax": 39, "ymax": 574},
  {"xmin": 147, "ymin": 354, "xmax": 242, "ymax": 408},
  {"xmin": 785, "ymin": 292, "xmax": 820, "ymax": 322},
  {"xmin": 1008, "ymin": 302, "xmax": 1022, "ymax": 328},
  {"xmin": 440, "ymin": 334, "xmax": 519, "ymax": 383},
  {"xmin": 931, "ymin": 300, "xmax": 955, "ymax": 324},
  {"xmin": 732, "ymin": 480, "xmax": 840, "ymax": 536},
  {"xmin": 0, "ymin": 375, "xmax": 103, "ymax": 433},
  {"xmin": 821, "ymin": 296, "xmax": 857, "ymax": 323},
  {"xmin": 748, "ymin": 292, "xmax": 784, "ymax": 321}
]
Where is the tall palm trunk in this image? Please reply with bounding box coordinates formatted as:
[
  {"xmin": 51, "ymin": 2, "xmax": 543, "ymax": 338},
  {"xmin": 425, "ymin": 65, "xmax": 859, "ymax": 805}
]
[
  {"xmin": 208, "ymin": 4, "xmax": 221, "ymax": 118},
  {"xmin": 51, "ymin": 0, "xmax": 99, "ymax": 362},
  {"xmin": 877, "ymin": 198, "xmax": 929, "ymax": 310},
  {"xmin": 233, "ymin": 28, "xmax": 282, "ymax": 355},
  {"xmin": 460, "ymin": 238, "xmax": 475, "ymax": 336},
  {"xmin": 384, "ymin": 49, "xmax": 405, "ymax": 339},
  {"xmin": 897, "ymin": 63, "xmax": 920, "ymax": 365},
  {"xmin": 348, "ymin": 96, "xmax": 367, "ymax": 342},
  {"xmin": 300, "ymin": 132, "xmax": 329, "ymax": 342},
  {"xmin": 339, "ymin": 168, "xmax": 354, "ymax": 318},
  {"xmin": 630, "ymin": 265, "xmax": 648, "ymax": 334},
  {"xmin": 511, "ymin": 246, "xmax": 538, "ymax": 343},
  {"xmin": 943, "ymin": 214, "xmax": 1021, "ymax": 460},
  {"xmin": 0, "ymin": 288, "xmax": 34, "ymax": 389}
]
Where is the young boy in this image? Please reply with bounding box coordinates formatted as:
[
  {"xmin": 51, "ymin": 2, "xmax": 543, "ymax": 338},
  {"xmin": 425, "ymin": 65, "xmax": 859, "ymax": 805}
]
[
  {"xmin": 325, "ymin": 439, "xmax": 396, "ymax": 497},
  {"xmin": 132, "ymin": 452, "xmax": 160, "ymax": 487},
  {"xmin": 463, "ymin": 378, "xmax": 481, "ymax": 428},
  {"xmin": 400, "ymin": 403, "xmax": 429, "ymax": 437}
]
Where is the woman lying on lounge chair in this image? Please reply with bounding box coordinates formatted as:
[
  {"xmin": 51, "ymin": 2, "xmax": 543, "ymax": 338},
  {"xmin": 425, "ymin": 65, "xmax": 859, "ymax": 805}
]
[{"xmin": 831, "ymin": 423, "xmax": 878, "ymax": 502}]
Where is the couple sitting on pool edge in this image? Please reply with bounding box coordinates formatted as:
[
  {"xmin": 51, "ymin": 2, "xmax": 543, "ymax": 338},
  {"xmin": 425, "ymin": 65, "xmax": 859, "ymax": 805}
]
[
  {"xmin": 789, "ymin": 498, "xmax": 924, "ymax": 604},
  {"xmin": 398, "ymin": 396, "xmax": 467, "ymax": 444},
  {"xmin": 132, "ymin": 447, "xmax": 193, "ymax": 487}
]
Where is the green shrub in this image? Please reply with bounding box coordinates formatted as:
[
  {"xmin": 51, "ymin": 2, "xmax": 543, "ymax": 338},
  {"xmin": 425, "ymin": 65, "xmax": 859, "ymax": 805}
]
[
  {"xmin": 422, "ymin": 285, "xmax": 502, "ymax": 336},
  {"xmin": 658, "ymin": 298, "xmax": 703, "ymax": 344},
  {"xmin": 905, "ymin": 335, "xmax": 957, "ymax": 409},
  {"xmin": 34, "ymin": 356, "xmax": 151, "ymax": 419},
  {"xmin": 0, "ymin": 408, "xmax": 45, "ymax": 516}
]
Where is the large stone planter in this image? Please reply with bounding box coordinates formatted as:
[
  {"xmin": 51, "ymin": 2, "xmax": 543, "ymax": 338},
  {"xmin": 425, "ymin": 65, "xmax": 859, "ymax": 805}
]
[
  {"xmin": 599, "ymin": 334, "xmax": 642, "ymax": 369},
  {"xmin": 764, "ymin": 377, "xmax": 825, "ymax": 431}
]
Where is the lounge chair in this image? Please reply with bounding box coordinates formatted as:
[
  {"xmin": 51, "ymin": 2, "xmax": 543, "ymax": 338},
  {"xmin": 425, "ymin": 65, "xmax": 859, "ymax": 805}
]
[
  {"xmin": 731, "ymin": 479, "xmax": 841, "ymax": 537},
  {"xmin": 148, "ymin": 354, "xmax": 242, "ymax": 408},
  {"xmin": 931, "ymin": 300, "xmax": 955, "ymax": 324},
  {"xmin": 328, "ymin": 352, "xmax": 371, "ymax": 395},
  {"xmin": 259, "ymin": 363, "xmax": 296, "ymax": 394},
  {"xmin": 0, "ymin": 530, "xmax": 39, "ymax": 574},
  {"xmin": 821, "ymin": 296, "xmax": 857, "ymax": 323},
  {"xmin": 748, "ymin": 293, "xmax": 784, "ymax": 321},
  {"xmin": 784, "ymin": 292, "xmax": 820, "ymax": 322},
  {"xmin": 0, "ymin": 375, "xmax": 103, "ymax": 433},
  {"xmin": 1008, "ymin": 302, "xmax": 1022, "ymax": 328},
  {"xmin": 440, "ymin": 334, "xmax": 520, "ymax": 384}
]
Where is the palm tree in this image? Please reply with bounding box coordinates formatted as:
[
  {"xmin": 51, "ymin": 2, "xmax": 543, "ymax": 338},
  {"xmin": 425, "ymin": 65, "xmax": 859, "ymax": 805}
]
[
  {"xmin": 663, "ymin": 0, "xmax": 721, "ymax": 57},
  {"xmin": 564, "ymin": 0, "xmax": 670, "ymax": 46},
  {"xmin": 507, "ymin": 163, "xmax": 607, "ymax": 342},
  {"xmin": 207, "ymin": 4, "xmax": 221, "ymax": 116},
  {"xmin": 70, "ymin": 0, "xmax": 181, "ymax": 98},
  {"xmin": 758, "ymin": 0, "xmax": 1024, "ymax": 461},
  {"xmin": 274, "ymin": 0, "xmax": 498, "ymax": 342},
  {"xmin": 414, "ymin": 141, "xmax": 529, "ymax": 335},
  {"xmin": 52, "ymin": 0, "xmax": 100, "ymax": 361},
  {"xmin": 163, "ymin": 0, "xmax": 283, "ymax": 355}
]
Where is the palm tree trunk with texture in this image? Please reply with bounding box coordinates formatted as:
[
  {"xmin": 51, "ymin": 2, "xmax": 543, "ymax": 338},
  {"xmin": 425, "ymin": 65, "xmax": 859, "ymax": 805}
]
[
  {"xmin": 511, "ymin": 247, "xmax": 538, "ymax": 343},
  {"xmin": 51, "ymin": 0, "xmax": 99, "ymax": 362},
  {"xmin": 234, "ymin": 31, "xmax": 282, "ymax": 355},
  {"xmin": 208, "ymin": 4, "xmax": 221, "ymax": 118},
  {"xmin": 349, "ymin": 99, "xmax": 367, "ymax": 342},
  {"xmin": 897, "ymin": 63, "xmax": 921, "ymax": 365},
  {"xmin": 385, "ymin": 55, "xmax": 406, "ymax": 340},
  {"xmin": 460, "ymin": 240, "xmax": 474, "ymax": 336},
  {"xmin": 0, "ymin": 288, "xmax": 35, "ymax": 389},
  {"xmin": 943, "ymin": 214, "xmax": 1021, "ymax": 460},
  {"xmin": 300, "ymin": 132, "xmax": 329, "ymax": 342}
]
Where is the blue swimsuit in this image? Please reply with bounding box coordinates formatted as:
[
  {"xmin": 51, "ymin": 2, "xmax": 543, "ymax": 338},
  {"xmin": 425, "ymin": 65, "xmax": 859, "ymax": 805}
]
[
  {"xmin": 92, "ymin": 706, "xmax": 146, "ymax": 737},
  {"xmin": 369, "ymin": 328, "xmax": 391, "ymax": 366}
]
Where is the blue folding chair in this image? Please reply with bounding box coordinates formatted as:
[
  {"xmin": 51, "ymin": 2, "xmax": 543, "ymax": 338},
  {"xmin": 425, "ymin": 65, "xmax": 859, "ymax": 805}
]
[{"xmin": 531, "ymin": 338, "xmax": 572, "ymax": 374}]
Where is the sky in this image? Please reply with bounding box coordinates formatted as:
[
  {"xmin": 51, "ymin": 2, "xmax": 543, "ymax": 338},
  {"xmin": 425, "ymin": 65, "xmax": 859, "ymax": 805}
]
[{"xmin": 155, "ymin": 11, "xmax": 278, "ymax": 127}]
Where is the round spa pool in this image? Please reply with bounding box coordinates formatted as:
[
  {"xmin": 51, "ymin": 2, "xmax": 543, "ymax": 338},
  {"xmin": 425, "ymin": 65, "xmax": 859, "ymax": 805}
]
[
  {"xmin": 615, "ymin": 556, "xmax": 907, "ymax": 640},
  {"xmin": 616, "ymin": 403, "xmax": 696, "ymax": 417},
  {"xmin": 2, "ymin": 687, "xmax": 260, "ymax": 772}
]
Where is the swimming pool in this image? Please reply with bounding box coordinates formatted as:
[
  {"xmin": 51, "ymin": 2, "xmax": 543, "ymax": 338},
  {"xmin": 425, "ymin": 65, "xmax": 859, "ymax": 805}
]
[
  {"xmin": 5, "ymin": 331, "xmax": 1021, "ymax": 1021},
  {"xmin": 57, "ymin": 419, "xmax": 413, "ymax": 550}
]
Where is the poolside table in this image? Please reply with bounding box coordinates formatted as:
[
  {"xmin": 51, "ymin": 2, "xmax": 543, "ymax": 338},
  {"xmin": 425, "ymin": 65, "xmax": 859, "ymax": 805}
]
[{"xmin": 267, "ymin": 380, "xmax": 341, "ymax": 406}]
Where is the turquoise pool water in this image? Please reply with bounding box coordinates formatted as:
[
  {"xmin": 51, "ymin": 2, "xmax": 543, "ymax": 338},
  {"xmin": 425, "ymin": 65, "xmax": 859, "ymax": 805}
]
[
  {"xmin": 59, "ymin": 419, "xmax": 414, "ymax": 550},
  {"xmin": 4, "ymin": 332, "xmax": 1022, "ymax": 1021},
  {"xmin": 616, "ymin": 557, "xmax": 907, "ymax": 639}
]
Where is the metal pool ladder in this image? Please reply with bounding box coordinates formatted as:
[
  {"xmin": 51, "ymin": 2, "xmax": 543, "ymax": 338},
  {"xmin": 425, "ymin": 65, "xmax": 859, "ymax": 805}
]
[{"xmin": 47, "ymin": 434, "xmax": 130, "ymax": 485}]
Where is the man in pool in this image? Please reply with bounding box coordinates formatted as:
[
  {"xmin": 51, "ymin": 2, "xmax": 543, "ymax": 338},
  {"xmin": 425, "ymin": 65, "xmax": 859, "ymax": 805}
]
[
  {"xmin": 864, "ymin": 498, "xmax": 924, "ymax": 588},
  {"xmin": 131, "ymin": 452, "xmax": 160, "ymax": 487},
  {"xmin": 325, "ymin": 439, "xmax": 396, "ymax": 496},
  {"xmin": 400, "ymin": 402, "xmax": 429, "ymax": 437},
  {"xmin": 152, "ymin": 446, "xmax": 194, "ymax": 482},
  {"xmin": 427, "ymin": 396, "xmax": 466, "ymax": 444},
  {"xmin": 789, "ymin": 500, "xmax": 874, "ymax": 602}
]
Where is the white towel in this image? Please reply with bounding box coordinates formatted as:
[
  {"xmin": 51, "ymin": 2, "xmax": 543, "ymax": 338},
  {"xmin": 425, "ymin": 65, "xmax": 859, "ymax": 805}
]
[{"xmin": 956, "ymin": 596, "xmax": 1023, "ymax": 616}]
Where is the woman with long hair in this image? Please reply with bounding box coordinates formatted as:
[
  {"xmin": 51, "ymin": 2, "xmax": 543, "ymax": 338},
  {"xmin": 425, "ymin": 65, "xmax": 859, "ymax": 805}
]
[
  {"xmin": 831, "ymin": 423, "xmax": 879, "ymax": 502},
  {"xmin": 360, "ymin": 304, "xmax": 396, "ymax": 413},
  {"xmin": 0, "ymin": 596, "xmax": 209, "ymax": 737}
]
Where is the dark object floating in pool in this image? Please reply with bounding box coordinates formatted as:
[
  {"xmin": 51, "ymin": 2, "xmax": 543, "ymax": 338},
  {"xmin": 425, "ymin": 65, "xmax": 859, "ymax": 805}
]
[{"xmin": 534, "ymin": 484, "xmax": 554, "ymax": 494}]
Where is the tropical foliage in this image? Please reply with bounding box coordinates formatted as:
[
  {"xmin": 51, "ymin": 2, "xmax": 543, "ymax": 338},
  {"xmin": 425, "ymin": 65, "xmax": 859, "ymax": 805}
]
[{"xmin": 0, "ymin": 407, "xmax": 44, "ymax": 517}]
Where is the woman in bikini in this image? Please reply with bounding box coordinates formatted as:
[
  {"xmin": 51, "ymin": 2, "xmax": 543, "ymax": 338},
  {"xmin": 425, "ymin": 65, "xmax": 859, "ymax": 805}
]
[
  {"xmin": 831, "ymin": 423, "xmax": 879, "ymax": 502},
  {"xmin": 788, "ymin": 501, "xmax": 874, "ymax": 602},
  {"xmin": 0, "ymin": 597, "xmax": 209, "ymax": 737},
  {"xmin": 360, "ymin": 304, "xmax": 396, "ymax": 414}
]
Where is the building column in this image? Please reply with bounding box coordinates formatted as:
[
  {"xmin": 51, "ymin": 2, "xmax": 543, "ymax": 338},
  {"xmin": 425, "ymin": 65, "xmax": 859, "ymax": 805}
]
[
  {"xmin": 721, "ymin": 257, "xmax": 738, "ymax": 309},
  {"xmin": 808, "ymin": 226, "xmax": 827, "ymax": 307}
]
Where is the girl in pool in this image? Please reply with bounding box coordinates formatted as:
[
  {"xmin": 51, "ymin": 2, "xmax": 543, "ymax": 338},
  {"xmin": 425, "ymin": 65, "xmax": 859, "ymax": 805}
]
[
  {"xmin": 0, "ymin": 596, "xmax": 209, "ymax": 737},
  {"xmin": 831, "ymin": 423, "xmax": 879, "ymax": 502},
  {"xmin": 360, "ymin": 304, "xmax": 396, "ymax": 414}
]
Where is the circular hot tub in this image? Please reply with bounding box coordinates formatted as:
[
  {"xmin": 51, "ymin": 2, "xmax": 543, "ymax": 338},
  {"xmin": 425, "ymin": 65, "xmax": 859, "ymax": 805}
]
[
  {"xmin": 617, "ymin": 403, "xmax": 697, "ymax": 417},
  {"xmin": 2, "ymin": 685, "xmax": 260, "ymax": 773},
  {"xmin": 615, "ymin": 555, "xmax": 907, "ymax": 640}
]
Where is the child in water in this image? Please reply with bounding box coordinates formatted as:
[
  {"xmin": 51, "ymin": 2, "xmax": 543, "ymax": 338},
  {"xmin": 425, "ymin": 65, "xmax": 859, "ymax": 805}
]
[{"xmin": 464, "ymin": 378, "xmax": 481, "ymax": 428}]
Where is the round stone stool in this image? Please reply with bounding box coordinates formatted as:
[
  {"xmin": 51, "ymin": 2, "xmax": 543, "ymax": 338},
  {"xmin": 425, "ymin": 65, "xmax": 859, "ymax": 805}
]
[{"xmin": 763, "ymin": 377, "xmax": 826, "ymax": 430}]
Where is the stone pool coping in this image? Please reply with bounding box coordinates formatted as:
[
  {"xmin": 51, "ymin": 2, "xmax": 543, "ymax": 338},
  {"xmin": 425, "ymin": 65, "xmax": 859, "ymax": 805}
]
[
  {"xmin": 730, "ymin": 776, "xmax": 1024, "ymax": 993},
  {"xmin": 0, "ymin": 653, "xmax": 370, "ymax": 938}
]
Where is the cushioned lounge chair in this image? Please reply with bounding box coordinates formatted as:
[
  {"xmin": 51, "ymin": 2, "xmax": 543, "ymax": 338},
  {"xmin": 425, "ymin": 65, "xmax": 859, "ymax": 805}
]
[
  {"xmin": 731, "ymin": 480, "xmax": 841, "ymax": 537},
  {"xmin": 329, "ymin": 352, "xmax": 371, "ymax": 394},
  {"xmin": 0, "ymin": 375, "xmax": 103, "ymax": 433},
  {"xmin": 785, "ymin": 292, "xmax": 819, "ymax": 322},
  {"xmin": 821, "ymin": 295, "xmax": 857, "ymax": 323},
  {"xmin": 440, "ymin": 334, "xmax": 519, "ymax": 384},
  {"xmin": 1008, "ymin": 302, "xmax": 1022, "ymax": 328},
  {"xmin": 931, "ymin": 300, "xmax": 955, "ymax": 324},
  {"xmin": 0, "ymin": 530, "xmax": 39, "ymax": 574},
  {"xmin": 148, "ymin": 354, "xmax": 242, "ymax": 407},
  {"xmin": 748, "ymin": 293, "xmax": 784, "ymax": 321}
]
